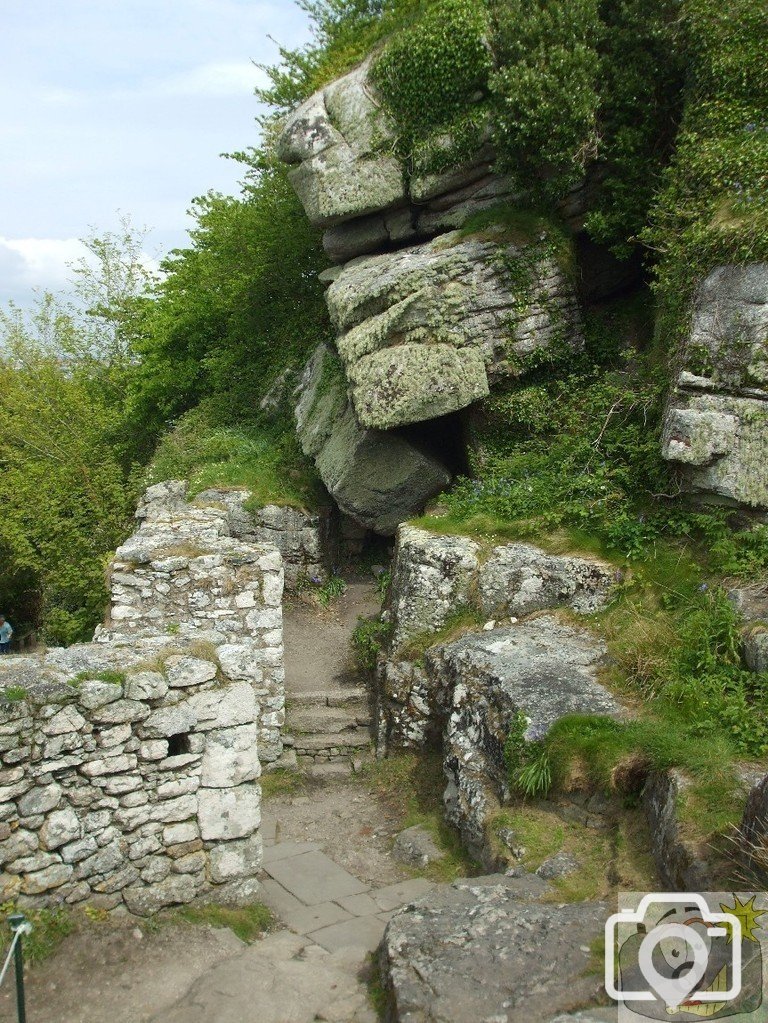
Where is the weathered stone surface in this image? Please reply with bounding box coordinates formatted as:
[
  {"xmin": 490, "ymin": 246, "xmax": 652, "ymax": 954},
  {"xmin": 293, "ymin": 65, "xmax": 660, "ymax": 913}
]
[
  {"xmin": 278, "ymin": 59, "xmax": 404, "ymax": 228},
  {"xmin": 685, "ymin": 264, "xmax": 768, "ymax": 390},
  {"xmin": 198, "ymin": 785, "xmax": 261, "ymax": 841},
  {"xmin": 741, "ymin": 772, "xmax": 768, "ymax": 883},
  {"xmin": 387, "ymin": 525, "xmax": 480, "ymax": 654},
  {"xmin": 478, "ymin": 543, "xmax": 616, "ymax": 617},
  {"xmin": 380, "ymin": 877, "xmax": 606, "ymax": 1023},
  {"xmin": 201, "ymin": 724, "xmax": 261, "ymax": 788},
  {"xmin": 642, "ymin": 769, "xmax": 728, "ymax": 889},
  {"xmin": 662, "ymin": 264, "xmax": 768, "ymax": 509},
  {"xmin": 0, "ymin": 481, "xmax": 276, "ymax": 914},
  {"xmin": 208, "ymin": 835, "xmax": 263, "ymax": 883},
  {"xmin": 393, "ymin": 825, "xmax": 445, "ymax": 869},
  {"xmin": 39, "ymin": 808, "xmax": 81, "ymax": 850},
  {"xmin": 123, "ymin": 873, "xmax": 200, "ymax": 916},
  {"xmin": 295, "ymin": 345, "xmax": 451, "ymax": 534},
  {"xmin": 662, "ymin": 391, "xmax": 768, "ymax": 507},
  {"xmin": 744, "ymin": 624, "xmax": 768, "ymax": 672},
  {"xmin": 432, "ymin": 617, "xmax": 615, "ymax": 857},
  {"xmin": 327, "ymin": 230, "xmax": 581, "ymax": 428},
  {"xmin": 346, "ymin": 342, "xmax": 489, "ymax": 430},
  {"xmin": 193, "ymin": 489, "xmax": 331, "ymax": 590},
  {"xmin": 379, "ymin": 526, "xmax": 618, "ymax": 760}
]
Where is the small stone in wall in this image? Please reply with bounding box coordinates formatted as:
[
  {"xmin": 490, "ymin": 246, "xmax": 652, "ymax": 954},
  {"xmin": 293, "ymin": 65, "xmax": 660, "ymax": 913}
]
[{"xmin": 393, "ymin": 825, "xmax": 445, "ymax": 869}]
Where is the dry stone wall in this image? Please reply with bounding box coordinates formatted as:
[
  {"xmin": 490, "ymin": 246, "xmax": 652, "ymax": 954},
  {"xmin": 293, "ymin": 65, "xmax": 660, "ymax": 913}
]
[{"xmin": 0, "ymin": 481, "xmax": 285, "ymax": 914}]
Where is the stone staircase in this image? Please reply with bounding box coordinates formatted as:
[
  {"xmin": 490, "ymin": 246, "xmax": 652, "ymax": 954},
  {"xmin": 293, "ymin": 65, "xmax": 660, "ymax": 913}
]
[
  {"xmin": 279, "ymin": 580, "xmax": 380, "ymax": 781},
  {"xmin": 286, "ymin": 683, "xmax": 373, "ymax": 779}
]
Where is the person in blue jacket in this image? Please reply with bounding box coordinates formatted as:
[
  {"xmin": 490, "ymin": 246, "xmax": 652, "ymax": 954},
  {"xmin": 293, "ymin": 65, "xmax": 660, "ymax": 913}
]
[{"xmin": 0, "ymin": 616, "xmax": 13, "ymax": 654}]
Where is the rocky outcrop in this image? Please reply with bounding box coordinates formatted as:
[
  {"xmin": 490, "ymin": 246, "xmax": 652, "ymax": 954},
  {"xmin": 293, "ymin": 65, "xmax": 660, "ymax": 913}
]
[
  {"xmin": 376, "ymin": 525, "xmax": 619, "ymax": 861},
  {"xmin": 326, "ymin": 229, "xmax": 580, "ymax": 429},
  {"xmin": 283, "ymin": 60, "xmax": 585, "ymax": 535},
  {"xmin": 294, "ymin": 345, "xmax": 451, "ymax": 535},
  {"xmin": 378, "ymin": 525, "xmax": 616, "ymax": 748},
  {"xmin": 434, "ymin": 619, "xmax": 617, "ymax": 859},
  {"xmin": 277, "ymin": 57, "xmax": 405, "ymax": 232},
  {"xmin": 0, "ymin": 482, "xmax": 285, "ymax": 913},
  {"xmin": 278, "ymin": 58, "xmax": 515, "ymax": 261},
  {"xmin": 662, "ymin": 264, "xmax": 768, "ymax": 509},
  {"xmin": 379, "ymin": 875, "xmax": 607, "ymax": 1023}
]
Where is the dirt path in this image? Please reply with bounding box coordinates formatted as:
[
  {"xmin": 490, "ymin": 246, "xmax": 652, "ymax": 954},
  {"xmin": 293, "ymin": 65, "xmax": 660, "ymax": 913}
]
[{"xmin": 282, "ymin": 580, "xmax": 381, "ymax": 694}]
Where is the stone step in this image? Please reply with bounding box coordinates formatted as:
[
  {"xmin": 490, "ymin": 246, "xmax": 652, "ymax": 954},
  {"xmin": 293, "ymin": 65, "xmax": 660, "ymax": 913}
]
[
  {"xmin": 290, "ymin": 687, "xmax": 368, "ymax": 709},
  {"xmin": 306, "ymin": 762, "xmax": 356, "ymax": 780},
  {"xmin": 289, "ymin": 706, "xmax": 371, "ymax": 734},
  {"xmin": 292, "ymin": 730, "xmax": 372, "ymax": 754}
]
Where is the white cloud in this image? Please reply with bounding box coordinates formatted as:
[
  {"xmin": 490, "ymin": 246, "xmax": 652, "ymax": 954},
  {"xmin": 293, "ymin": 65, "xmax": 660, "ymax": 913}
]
[
  {"xmin": 0, "ymin": 237, "xmax": 89, "ymax": 293},
  {"xmin": 150, "ymin": 61, "xmax": 269, "ymax": 98},
  {"xmin": 0, "ymin": 237, "xmax": 160, "ymax": 307}
]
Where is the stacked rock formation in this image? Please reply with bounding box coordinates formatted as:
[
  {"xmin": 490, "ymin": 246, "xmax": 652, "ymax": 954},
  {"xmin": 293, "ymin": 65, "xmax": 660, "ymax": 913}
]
[{"xmin": 280, "ymin": 59, "xmax": 583, "ymax": 535}]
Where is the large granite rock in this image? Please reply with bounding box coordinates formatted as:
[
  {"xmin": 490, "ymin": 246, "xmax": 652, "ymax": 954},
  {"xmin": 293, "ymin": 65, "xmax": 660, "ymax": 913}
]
[
  {"xmin": 380, "ymin": 875, "xmax": 607, "ymax": 1023},
  {"xmin": 378, "ymin": 526, "xmax": 618, "ymax": 751},
  {"xmin": 294, "ymin": 345, "xmax": 451, "ymax": 534},
  {"xmin": 277, "ymin": 58, "xmax": 405, "ymax": 229},
  {"xmin": 662, "ymin": 264, "xmax": 768, "ymax": 509},
  {"xmin": 327, "ymin": 229, "xmax": 582, "ymax": 429},
  {"xmin": 387, "ymin": 525, "xmax": 480, "ymax": 654},
  {"xmin": 478, "ymin": 544, "xmax": 615, "ymax": 617},
  {"xmin": 431, "ymin": 617, "xmax": 617, "ymax": 857}
]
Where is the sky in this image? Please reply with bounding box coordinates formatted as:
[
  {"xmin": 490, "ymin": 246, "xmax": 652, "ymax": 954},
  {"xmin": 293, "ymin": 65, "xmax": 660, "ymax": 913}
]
[{"xmin": 0, "ymin": 0, "xmax": 312, "ymax": 306}]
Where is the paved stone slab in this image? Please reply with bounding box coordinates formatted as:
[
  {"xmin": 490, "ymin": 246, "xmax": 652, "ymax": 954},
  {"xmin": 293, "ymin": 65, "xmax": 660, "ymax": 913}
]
[
  {"xmin": 260, "ymin": 816, "xmax": 277, "ymax": 843},
  {"xmin": 259, "ymin": 878, "xmax": 306, "ymax": 917},
  {"xmin": 262, "ymin": 840, "xmax": 324, "ymax": 865},
  {"xmin": 335, "ymin": 892, "xmax": 381, "ymax": 917},
  {"xmin": 159, "ymin": 930, "xmax": 377, "ymax": 1022},
  {"xmin": 372, "ymin": 877, "xmax": 436, "ymax": 912},
  {"xmin": 264, "ymin": 849, "xmax": 369, "ymax": 906},
  {"xmin": 280, "ymin": 901, "xmax": 353, "ymax": 936},
  {"xmin": 309, "ymin": 914, "xmax": 387, "ymax": 953}
]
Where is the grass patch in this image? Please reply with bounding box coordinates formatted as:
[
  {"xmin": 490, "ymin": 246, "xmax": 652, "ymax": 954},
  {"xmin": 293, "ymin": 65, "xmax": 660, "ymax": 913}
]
[
  {"xmin": 362, "ymin": 751, "xmax": 479, "ymax": 882},
  {"xmin": 365, "ymin": 950, "xmax": 390, "ymax": 1021},
  {"xmin": 0, "ymin": 904, "xmax": 76, "ymax": 966},
  {"xmin": 147, "ymin": 406, "xmax": 325, "ymax": 511},
  {"xmin": 69, "ymin": 669, "xmax": 126, "ymax": 687},
  {"xmin": 488, "ymin": 804, "xmax": 657, "ymax": 903},
  {"xmin": 260, "ymin": 767, "xmax": 307, "ymax": 800},
  {"xmin": 1, "ymin": 685, "xmax": 28, "ymax": 702},
  {"xmin": 352, "ymin": 615, "xmax": 392, "ymax": 672},
  {"xmin": 398, "ymin": 608, "xmax": 484, "ymax": 662},
  {"xmin": 175, "ymin": 902, "xmax": 276, "ymax": 943}
]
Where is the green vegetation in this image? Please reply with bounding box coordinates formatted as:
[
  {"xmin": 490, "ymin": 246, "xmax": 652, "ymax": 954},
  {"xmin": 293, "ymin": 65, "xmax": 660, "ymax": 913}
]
[
  {"xmin": 175, "ymin": 902, "xmax": 276, "ymax": 942},
  {"xmin": 352, "ymin": 615, "xmax": 392, "ymax": 671},
  {"xmin": 0, "ymin": 904, "xmax": 76, "ymax": 965},
  {"xmin": 260, "ymin": 767, "xmax": 307, "ymax": 799},
  {"xmin": 502, "ymin": 577, "xmax": 768, "ymax": 838},
  {"xmin": 1, "ymin": 686, "xmax": 28, "ymax": 702},
  {"xmin": 488, "ymin": 804, "xmax": 657, "ymax": 902},
  {"xmin": 362, "ymin": 751, "xmax": 479, "ymax": 882},
  {"xmin": 70, "ymin": 669, "xmax": 126, "ymax": 687},
  {"xmin": 644, "ymin": 0, "xmax": 768, "ymax": 347},
  {"xmin": 147, "ymin": 406, "xmax": 324, "ymax": 509}
]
